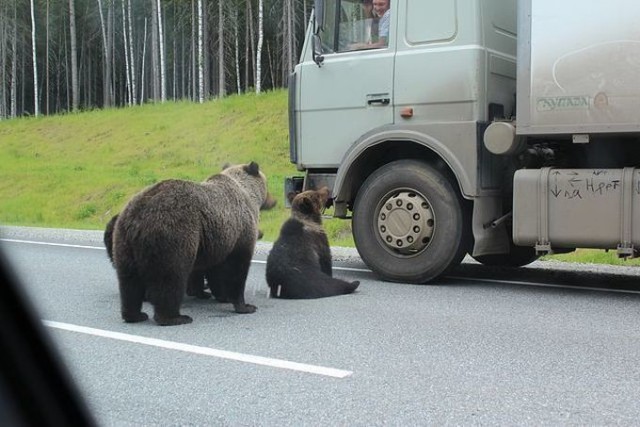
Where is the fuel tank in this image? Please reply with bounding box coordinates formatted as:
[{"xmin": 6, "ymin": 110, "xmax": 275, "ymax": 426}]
[{"xmin": 513, "ymin": 168, "xmax": 640, "ymax": 255}]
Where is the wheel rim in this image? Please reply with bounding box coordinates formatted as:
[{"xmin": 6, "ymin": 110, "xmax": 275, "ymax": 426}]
[{"xmin": 376, "ymin": 190, "xmax": 434, "ymax": 256}]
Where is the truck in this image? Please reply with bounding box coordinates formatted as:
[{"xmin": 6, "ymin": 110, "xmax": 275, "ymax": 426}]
[{"xmin": 287, "ymin": 0, "xmax": 640, "ymax": 283}]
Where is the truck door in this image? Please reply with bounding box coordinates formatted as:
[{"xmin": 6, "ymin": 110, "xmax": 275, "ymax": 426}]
[{"xmin": 297, "ymin": 0, "xmax": 396, "ymax": 167}]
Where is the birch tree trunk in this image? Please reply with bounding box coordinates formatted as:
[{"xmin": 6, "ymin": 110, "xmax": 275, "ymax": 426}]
[
  {"xmin": 121, "ymin": 0, "xmax": 131, "ymax": 105},
  {"xmin": 107, "ymin": 0, "xmax": 114, "ymax": 106},
  {"xmin": 45, "ymin": 0, "xmax": 49, "ymax": 114},
  {"xmin": 282, "ymin": 0, "xmax": 296, "ymax": 83},
  {"xmin": 141, "ymin": 18, "xmax": 147, "ymax": 102},
  {"xmin": 234, "ymin": 8, "xmax": 240, "ymax": 94},
  {"xmin": 191, "ymin": 0, "xmax": 196, "ymax": 100},
  {"xmin": 10, "ymin": 0, "xmax": 16, "ymax": 118},
  {"xmin": 0, "ymin": 7, "xmax": 4, "ymax": 118},
  {"xmin": 218, "ymin": 0, "xmax": 225, "ymax": 97},
  {"xmin": 256, "ymin": 0, "xmax": 263, "ymax": 94},
  {"xmin": 151, "ymin": 0, "xmax": 159, "ymax": 101},
  {"xmin": 291, "ymin": 0, "xmax": 297, "ymax": 75},
  {"xmin": 248, "ymin": 0, "xmax": 256, "ymax": 88},
  {"xmin": 30, "ymin": 0, "xmax": 39, "ymax": 116},
  {"xmin": 69, "ymin": 0, "xmax": 79, "ymax": 111},
  {"xmin": 197, "ymin": 0, "xmax": 204, "ymax": 103},
  {"xmin": 267, "ymin": 41, "xmax": 274, "ymax": 89},
  {"xmin": 244, "ymin": 0, "xmax": 249, "ymax": 91},
  {"xmin": 245, "ymin": 0, "xmax": 256, "ymax": 88},
  {"xmin": 0, "ymin": 1, "xmax": 9, "ymax": 118},
  {"xmin": 172, "ymin": 31, "xmax": 176, "ymax": 99},
  {"xmin": 127, "ymin": 0, "xmax": 136, "ymax": 104},
  {"xmin": 156, "ymin": 0, "xmax": 166, "ymax": 102}
]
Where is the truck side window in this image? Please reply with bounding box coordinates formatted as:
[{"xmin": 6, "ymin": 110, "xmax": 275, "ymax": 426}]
[{"xmin": 332, "ymin": 0, "xmax": 390, "ymax": 52}]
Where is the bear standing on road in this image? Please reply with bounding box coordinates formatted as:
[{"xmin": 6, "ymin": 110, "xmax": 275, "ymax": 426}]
[
  {"xmin": 110, "ymin": 162, "xmax": 276, "ymax": 326},
  {"xmin": 266, "ymin": 187, "xmax": 360, "ymax": 299}
]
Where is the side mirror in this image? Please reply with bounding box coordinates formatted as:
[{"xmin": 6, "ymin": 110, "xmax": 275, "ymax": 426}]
[{"xmin": 312, "ymin": 34, "xmax": 324, "ymax": 66}]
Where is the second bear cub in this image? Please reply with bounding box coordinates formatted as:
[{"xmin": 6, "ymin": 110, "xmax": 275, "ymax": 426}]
[{"xmin": 266, "ymin": 187, "xmax": 360, "ymax": 299}]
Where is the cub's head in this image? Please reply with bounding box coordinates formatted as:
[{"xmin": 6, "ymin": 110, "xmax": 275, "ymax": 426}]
[
  {"xmin": 288, "ymin": 187, "xmax": 331, "ymax": 224},
  {"xmin": 220, "ymin": 162, "xmax": 277, "ymax": 211}
]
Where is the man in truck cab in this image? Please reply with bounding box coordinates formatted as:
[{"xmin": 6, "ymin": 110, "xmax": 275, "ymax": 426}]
[
  {"xmin": 349, "ymin": 0, "xmax": 390, "ymax": 50},
  {"xmin": 371, "ymin": 0, "xmax": 390, "ymax": 47}
]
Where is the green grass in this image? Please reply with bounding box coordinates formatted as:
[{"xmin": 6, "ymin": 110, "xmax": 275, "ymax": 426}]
[
  {"xmin": 540, "ymin": 249, "xmax": 640, "ymax": 266},
  {"xmin": 0, "ymin": 90, "xmax": 353, "ymax": 244},
  {"xmin": 1, "ymin": 90, "xmax": 638, "ymax": 266}
]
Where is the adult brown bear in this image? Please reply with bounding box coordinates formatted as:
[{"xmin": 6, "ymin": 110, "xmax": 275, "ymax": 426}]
[
  {"xmin": 266, "ymin": 187, "xmax": 360, "ymax": 298},
  {"xmin": 110, "ymin": 162, "xmax": 276, "ymax": 326}
]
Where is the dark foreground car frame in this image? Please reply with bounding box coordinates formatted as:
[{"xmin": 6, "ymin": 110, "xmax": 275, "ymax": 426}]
[{"xmin": 0, "ymin": 249, "xmax": 96, "ymax": 427}]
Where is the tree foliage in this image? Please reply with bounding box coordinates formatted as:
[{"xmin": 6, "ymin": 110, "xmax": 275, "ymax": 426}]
[{"xmin": 0, "ymin": 0, "xmax": 312, "ymax": 117}]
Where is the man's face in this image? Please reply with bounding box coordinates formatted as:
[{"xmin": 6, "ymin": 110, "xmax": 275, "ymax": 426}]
[{"xmin": 372, "ymin": 0, "xmax": 389, "ymax": 17}]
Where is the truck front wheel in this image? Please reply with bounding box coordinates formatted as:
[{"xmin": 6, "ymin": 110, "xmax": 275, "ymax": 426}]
[{"xmin": 352, "ymin": 160, "xmax": 470, "ymax": 283}]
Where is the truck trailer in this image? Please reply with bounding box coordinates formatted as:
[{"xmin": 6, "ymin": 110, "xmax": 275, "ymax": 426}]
[{"xmin": 287, "ymin": 0, "xmax": 640, "ymax": 283}]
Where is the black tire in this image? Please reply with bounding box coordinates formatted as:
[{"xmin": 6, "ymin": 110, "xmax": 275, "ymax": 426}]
[
  {"xmin": 352, "ymin": 159, "xmax": 470, "ymax": 283},
  {"xmin": 471, "ymin": 244, "xmax": 539, "ymax": 267}
]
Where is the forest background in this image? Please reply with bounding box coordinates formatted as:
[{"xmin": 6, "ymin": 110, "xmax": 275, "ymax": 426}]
[{"xmin": 0, "ymin": 0, "xmax": 310, "ymax": 117}]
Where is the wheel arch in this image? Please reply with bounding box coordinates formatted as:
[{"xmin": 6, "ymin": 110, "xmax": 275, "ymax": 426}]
[{"xmin": 332, "ymin": 129, "xmax": 474, "ymax": 217}]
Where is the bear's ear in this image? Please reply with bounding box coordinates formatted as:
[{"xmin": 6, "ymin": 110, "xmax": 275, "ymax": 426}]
[
  {"xmin": 245, "ymin": 161, "xmax": 260, "ymax": 176},
  {"xmin": 287, "ymin": 191, "xmax": 299, "ymax": 204},
  {"xmin": 222, "ymin": 163, "xmax": 231, "ymax": 170}
]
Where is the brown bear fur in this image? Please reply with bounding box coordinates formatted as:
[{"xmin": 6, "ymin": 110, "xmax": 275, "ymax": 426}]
[
  {"xmin": 104, "ymin": 214, "xmax": 117, "ymax": 264},
  {"xmin": 266, "ymin": 187, "xmax": 359, "ymax": 299},
  {"xmin": 110, "ymin": 162, "xmax": 276, "ymax": 326},
  {"xmin": 105, "ymin": 213, "xmax": 213, "ymax": 300}
]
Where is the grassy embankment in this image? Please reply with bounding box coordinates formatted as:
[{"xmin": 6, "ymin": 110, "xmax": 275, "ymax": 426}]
[
  {"xmin": 0, "ymin": 90, "xmax": 351, "ymax": 247},
  {"xmin": 0, "ymin": 90, "xmax": 637, "ymax": 266}
]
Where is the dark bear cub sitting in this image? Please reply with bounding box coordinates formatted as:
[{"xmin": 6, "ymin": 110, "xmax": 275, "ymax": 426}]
[{"xmin": 266, "ymin": 187, "xmax": 360, "ymax": 299}]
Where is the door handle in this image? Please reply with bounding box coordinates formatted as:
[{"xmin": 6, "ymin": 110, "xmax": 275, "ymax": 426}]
[
  {"xmin": 367, "ymin": 93, "xmax": 391, "ymax": 106},
  {"xmin": 367, "ymin": 97, "xmax": 390, "ymax": 106}
]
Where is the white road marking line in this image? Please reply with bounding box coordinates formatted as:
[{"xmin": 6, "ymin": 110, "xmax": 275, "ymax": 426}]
[
  {"xmin": 1, "ymin": 238, "xmax": 373, "ymax": 272},
  {"xmin": 43, "ymin": 320, "xmax": 352, "ymax": 378},
  {"xmin": 0, "ymin": 238, "xmax": 104, "ymax": 250}
]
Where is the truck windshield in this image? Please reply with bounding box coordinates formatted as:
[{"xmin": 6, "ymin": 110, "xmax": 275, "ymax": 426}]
[{"xmin": 319, "ymin": 0, "xmax": 389, "ymax": 53}]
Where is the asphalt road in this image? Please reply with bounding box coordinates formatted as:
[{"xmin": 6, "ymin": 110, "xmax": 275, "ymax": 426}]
[{"xmin": 2, "ymin": 226, "xmax": 640, "ymax": 426}]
